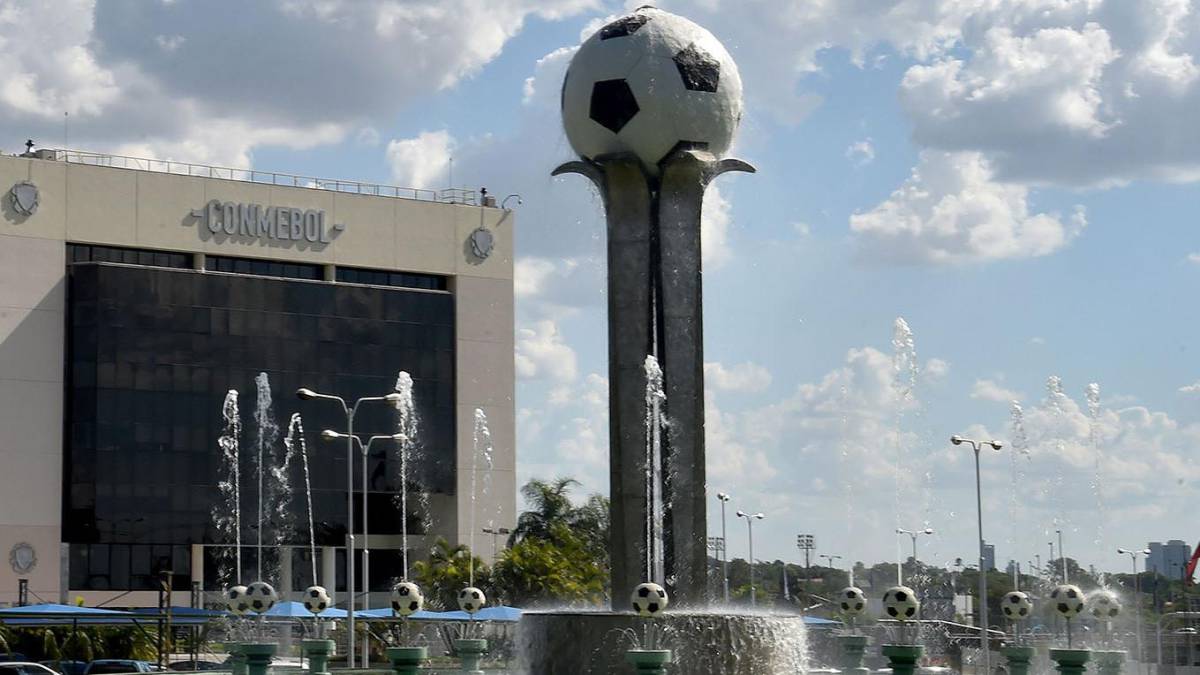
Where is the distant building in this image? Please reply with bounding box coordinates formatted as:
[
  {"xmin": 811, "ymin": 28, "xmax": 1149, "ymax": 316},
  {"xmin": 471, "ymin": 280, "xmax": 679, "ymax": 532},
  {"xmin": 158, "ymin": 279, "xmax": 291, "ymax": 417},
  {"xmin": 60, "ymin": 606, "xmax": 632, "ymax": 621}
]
[
  {"xmin": 1006, "ymin": 559, "xmax": 1020, "ymax": 577},
  {"xmin": 983, "ymin": 543, "xmax": 996, "ymax": 572},
  {"xmin": 1148, "ymin": 540, "xmax": 1193, "ymax": 579}
]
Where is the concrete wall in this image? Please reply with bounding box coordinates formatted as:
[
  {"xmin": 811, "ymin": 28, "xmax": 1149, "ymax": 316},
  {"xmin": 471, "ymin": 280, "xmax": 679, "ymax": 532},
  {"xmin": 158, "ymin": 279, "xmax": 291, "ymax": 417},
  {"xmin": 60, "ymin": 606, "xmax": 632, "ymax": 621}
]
[{"xmin": 0, "ymin": 154, "xmax": 515, "ymax": 604}]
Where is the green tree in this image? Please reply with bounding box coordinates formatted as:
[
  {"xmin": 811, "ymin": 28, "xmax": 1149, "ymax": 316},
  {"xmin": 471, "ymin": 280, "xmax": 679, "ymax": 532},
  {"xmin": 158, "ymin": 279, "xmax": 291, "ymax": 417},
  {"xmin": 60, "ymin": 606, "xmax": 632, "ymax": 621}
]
[
  {"xmin": 412, "ymin": 537, "xmax": 490, "ymax": 610},
  {"xmin": 509, "ymin": 478, "xmax": 582, "ymax": 545},
  {"xmin": 491, "ymin": 523, "xmax": 606, "ymax": 607}
]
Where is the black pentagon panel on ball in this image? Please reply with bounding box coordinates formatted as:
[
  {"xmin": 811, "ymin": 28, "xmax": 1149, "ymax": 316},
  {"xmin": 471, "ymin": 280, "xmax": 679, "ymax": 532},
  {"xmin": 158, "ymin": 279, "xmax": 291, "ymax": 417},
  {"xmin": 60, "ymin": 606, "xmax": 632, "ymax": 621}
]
[
  {"xmin": 590, "ymin": 79, "xmax": 640, "ymax": 133},
  {"xmin": 1058, "ymin": 603, "xmax": 1070, "ymax": 613},
  {"xmin": 673, "ymin": 43, "xmax": 720, "ymax": 93},
  {"xmin": 855, "ymin": 602, "xmax": 863, "ymax": 610},
  {"xmin": 638, "ymin": 586, "xmax": 650, "ymax": 597},
  {"xmin": 599, "ymin": 13, "xmax": 652, "ymax": 40},
  {"xmin": 887, "ymin": 607, "xmax": 898, "ymax": 617},
  {"xmin": 896, "ymin": 591, "xmax": 907, "ymax": 601},
  {"xmin": 1019, "ymin": 608, "xmax": 1028, "ymax": 616},
  {"xmin": 409, "ymin": 601, "xmax": 419, "ymax": 611},
  {"xmin": 905, "ymin": 607, "xmax": 915, "ymax": 618},
  {"xmin": 841, "ymin": 602, "xmax": 851, "ymax": 610},
  {"xmin": 648, "ymin": 603, "xmax": 659, "ymax": 613}
]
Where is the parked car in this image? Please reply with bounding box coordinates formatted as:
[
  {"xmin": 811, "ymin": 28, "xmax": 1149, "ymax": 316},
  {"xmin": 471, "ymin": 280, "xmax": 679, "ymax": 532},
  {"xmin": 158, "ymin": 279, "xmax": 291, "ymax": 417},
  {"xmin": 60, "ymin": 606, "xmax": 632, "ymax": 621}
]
[
  {"xmin": 0, "ymin": 662, "xmax": 59, "ymax": 675},
  {"xmin": 0, "ymin": 656, "xmax": 30, "ymax": 664},
  {"xmin": 39, "ymin": 661, "xmax": 88, "ymax": 675},
  {"xmin": 166, "ymin": 662, "xmax": 222, "ymax": 672},
  {"xmin": 82, "ymin": 661, "xmax": 156, "ymax": 675}
]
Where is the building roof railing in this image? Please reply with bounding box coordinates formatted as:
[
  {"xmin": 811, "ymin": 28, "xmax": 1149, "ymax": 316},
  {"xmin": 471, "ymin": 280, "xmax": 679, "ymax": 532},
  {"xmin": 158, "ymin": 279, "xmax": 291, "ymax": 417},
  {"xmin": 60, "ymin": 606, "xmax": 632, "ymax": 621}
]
[{"xmin": 43, "ymin": 148, "xmax": 479, "ymax": 206}]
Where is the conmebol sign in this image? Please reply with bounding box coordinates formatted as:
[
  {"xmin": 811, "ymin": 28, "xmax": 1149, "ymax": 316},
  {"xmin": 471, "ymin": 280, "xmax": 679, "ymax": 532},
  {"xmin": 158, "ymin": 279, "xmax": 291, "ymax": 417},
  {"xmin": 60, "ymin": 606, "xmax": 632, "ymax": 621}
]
[{"xmin": 191, "ymin": 200, "xmax": 345, "ymax": 244}]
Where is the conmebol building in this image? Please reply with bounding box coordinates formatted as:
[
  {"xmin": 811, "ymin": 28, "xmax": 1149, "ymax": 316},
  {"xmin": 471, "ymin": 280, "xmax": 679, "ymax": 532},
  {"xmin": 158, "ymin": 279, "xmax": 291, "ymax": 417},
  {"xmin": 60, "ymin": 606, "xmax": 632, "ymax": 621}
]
[{"xmin": 0, "ymin": 148, "xmax": 515, "ymax": 607}]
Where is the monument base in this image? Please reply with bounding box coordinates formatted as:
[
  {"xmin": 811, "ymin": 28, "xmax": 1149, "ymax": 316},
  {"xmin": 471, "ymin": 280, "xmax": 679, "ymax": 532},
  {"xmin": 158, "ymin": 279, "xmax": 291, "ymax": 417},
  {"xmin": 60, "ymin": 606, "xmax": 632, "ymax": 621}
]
[{"xmin": 518, "ymin": 611, "xmax": 807, "ymax": 674}]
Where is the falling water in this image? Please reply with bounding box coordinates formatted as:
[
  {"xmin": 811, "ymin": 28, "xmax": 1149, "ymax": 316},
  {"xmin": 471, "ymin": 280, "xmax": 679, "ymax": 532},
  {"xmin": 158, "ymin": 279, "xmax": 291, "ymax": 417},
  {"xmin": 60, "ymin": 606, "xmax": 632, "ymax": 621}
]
[
  {"xmin": 393, "ymin": 372, "xmax": 418, "ymax": 579},
  {"xmin": 253, "ymin": 373, "xmax": 285, "ymax": 585},
  {"xmin": 1045, "ymin": 376, "xmax": 1071, "ymax": 582},
  {"xmin": 837, "ymin": 383, "xmax": 855, "ymax": 586},
  {"xmin": 214, "ymin": 390, "xmax": 242, "ymax": 587},
  {"xmin": 1009, "ymin": 402, "xmax": 1031, "ymax": 589},
  {"xmin": 891, "ymin": 318, "xmax": 918, "ymax": 584},
  {"xmin": 644, "ymin": 355, "xmax": 667, "ymax": 585},
  {"xmin": 1085, "ymin": 383, "xmax": 1108, "ymax": 584},
  {"xmin": 285, "ymin": 414, "xmax": 317, "ymax": 585},
  {"xmin": 469, "ymin": 408, "xmax": 494, "ymax": 586}
]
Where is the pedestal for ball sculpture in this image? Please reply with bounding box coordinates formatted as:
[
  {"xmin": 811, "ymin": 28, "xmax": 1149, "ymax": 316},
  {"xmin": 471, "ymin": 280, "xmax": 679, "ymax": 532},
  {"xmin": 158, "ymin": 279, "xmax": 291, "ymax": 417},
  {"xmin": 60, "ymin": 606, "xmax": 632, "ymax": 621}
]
[{"xmin": 554, "ymin": 4, "xmax": 752, "ymax": 609}]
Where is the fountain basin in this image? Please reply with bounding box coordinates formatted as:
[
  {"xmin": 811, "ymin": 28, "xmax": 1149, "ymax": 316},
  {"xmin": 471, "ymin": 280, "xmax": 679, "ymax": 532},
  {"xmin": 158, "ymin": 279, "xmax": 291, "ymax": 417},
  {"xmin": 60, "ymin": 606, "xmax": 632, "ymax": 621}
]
[
  {"xmin": 385, "ymin": 646, "xmax": 428, "ymax": 675},
  {"xmin": 518, "ymin": 611, "xmax": 808, "ymax": 674},
  {"xmin": 1093, "ymin": 650, "xmax": 1126, "ymax": 675},
  {"xmin": 627, "ymin": 649, "xmax": 672, "ymax": 674},
  {"xmin": 1049, "ymin": 648, "xmax": 1091, "ymax": 675},
  {"xmin": 1001, "ymin": 645, "xmax": 1036, "ymax": 675},
  {"xmin": 301, "ymin": 639, "xmax": 334, "ymax": 675},
  {"xmin": 881, "ymin": 644, "xmax": 924, "ymax": 675}
]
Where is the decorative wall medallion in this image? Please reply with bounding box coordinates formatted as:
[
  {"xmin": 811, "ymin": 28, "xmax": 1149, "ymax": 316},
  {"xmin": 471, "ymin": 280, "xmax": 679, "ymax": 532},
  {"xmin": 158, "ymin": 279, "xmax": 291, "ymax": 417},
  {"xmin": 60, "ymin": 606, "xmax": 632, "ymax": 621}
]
[
  {"xmin": 9, "ymin": 542, "xmax": 36, "ymax": 574},
  {"xmin": 9, "ymin": 181, "xmax": 39, "ymax": 216},
  {"xmin": 469, "ymin": 226, "xmax": 494, "ymax": 259}
]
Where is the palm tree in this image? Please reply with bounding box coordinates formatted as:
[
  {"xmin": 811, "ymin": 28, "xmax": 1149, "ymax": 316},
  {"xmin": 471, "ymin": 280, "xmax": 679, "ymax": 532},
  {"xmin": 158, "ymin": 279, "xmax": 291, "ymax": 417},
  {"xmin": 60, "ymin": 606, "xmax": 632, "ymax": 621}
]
[
  {"xmin": 508, "ymin": 477, "xmax": 581, "ymax": 546},
  {"xmin": 413, "ymin": 537, "xmax": 489, "ymax": 609}
]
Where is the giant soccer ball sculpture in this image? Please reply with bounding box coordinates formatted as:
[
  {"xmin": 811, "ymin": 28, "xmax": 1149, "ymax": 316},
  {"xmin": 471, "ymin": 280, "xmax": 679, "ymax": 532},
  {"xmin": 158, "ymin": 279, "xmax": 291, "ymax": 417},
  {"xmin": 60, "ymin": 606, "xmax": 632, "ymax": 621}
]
[
  {"xmin": 458, "ymin": 587, "xmax": 485, "ymax": 615},
  {"xmin": 1090, "ymin": 590, "xmax": 1120, "ymax": 620},
  {"xmin": 245, "ymin": 581, "xmax": 277, "ymax": 614},
  {"xmin": 632, "ymin": 582, "xmax": 669, "ymax": 617},
  {"xmin": 226, "ymin": 585, "xmax": 250, "ymax": 615},
  {"xmin": 1050, "ymin": 584, "xmax": 1085, "ymax": 619},
  {"xmin": 1001, "ymin": 590, "xmax": 1033, "ymax": 621},
  {"xmin": 839, "ymin": 587, "xmax": 868, "ymax": 617},
  {"xmin": 391, "ymin": 581, "xmax": 424, "ymax": 617},
  {"xmin": 562, "ymin": 6, "xmax": 743, "ymax": 174},
  {"xmin": 883, "ymin": 585, "xmax": 920, "ymax": 621},
  {"xmin": 303, "ymin": 585, "xmax": 330, "ymax": 615}
]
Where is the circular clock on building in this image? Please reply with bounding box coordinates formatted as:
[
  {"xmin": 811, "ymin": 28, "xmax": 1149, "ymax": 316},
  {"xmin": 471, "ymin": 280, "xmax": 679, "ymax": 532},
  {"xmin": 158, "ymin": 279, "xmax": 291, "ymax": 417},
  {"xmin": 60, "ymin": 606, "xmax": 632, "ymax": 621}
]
[{"xmin": 9, "ymin": 542, "xmax": 36, "ymax": 574}]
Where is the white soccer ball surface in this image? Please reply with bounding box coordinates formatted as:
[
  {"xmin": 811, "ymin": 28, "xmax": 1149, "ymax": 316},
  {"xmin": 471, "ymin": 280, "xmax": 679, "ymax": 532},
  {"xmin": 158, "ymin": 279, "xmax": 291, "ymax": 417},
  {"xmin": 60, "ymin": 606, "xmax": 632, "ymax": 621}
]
[
  {"xmin": 631, "ymin": 582, "xmax": 669, "ymax": 617},
  {"xmin": 245, "ymin": 581, "xmax": 277, "ymax": 614},
  {"xmin": 226, "ymin": 585, "xmax": 250, "ymax": 615},
  {"xmin": 392, "ymin": 581, "xmax": 424, "ymax": 617},
  {"xmin": 1050, "ymin": 584, "xmax": 1085, "ymax": 618},
  {"xmin": 303, "ymin": 585, "xmax": 330, "ymax": 615},
  {"xmin": 1001, "ymin": 591, "xmax": 1033, "ymax": 621},
  {"xmin": 458, "ymin": 586, "xmax": 486, "ymax": 614},
  {"xmin": 562, "ymin": 6, "xmax": 744, "ymax": 174},
  {"xmin": 882, "ymin": 585, "xmax": 920, "ymax": 621},
  {"xmin": 1090, "ymin": 590, "xmax": 1120, "ymax": 620},
  {"xmin": 838, "ymin": 586, "xmax": 868, "ymax": 617}
]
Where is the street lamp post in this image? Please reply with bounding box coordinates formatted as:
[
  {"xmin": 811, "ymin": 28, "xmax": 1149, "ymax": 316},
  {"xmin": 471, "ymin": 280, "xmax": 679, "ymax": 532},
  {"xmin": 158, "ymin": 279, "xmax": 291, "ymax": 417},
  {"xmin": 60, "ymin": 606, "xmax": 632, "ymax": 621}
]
[
  {"xmin": 895, "ymin": 527, "xmax": 934, "ymax": 586},
  {"xmin": 736, "ymin": 510, "xmax": 764, "ymax": 607},
  {"xmin": 297, "ymin": 387, "xmax": 403, "ymax": 668},
  {"xmin": 1118, "ymin": 546, "xmax": 1151, "ymax": 673},
  {"xmin": 717, "ymin": 493, "xmax": 732, "ymax": 604},
  {"xmin": 321, "ymin": 429, "xmax": 405, "ymax": 666},
  {"xmin": 819, "ymin": 554, "xmax": 843, "ymax": 592},
  {"xmin": 797, "ymin": 534, "xmax": 815, "ymax": 602},
  {"xmin": 952, "ymin": 434, "xmax": 1003, "ymax": 675},
  {"xmin": 1057, "ymin": 529, "xmax": 1067, "ymax": 583},
  {"xmin": 481, "ymin": 527, "xmax": 512, "ymax": 560}
]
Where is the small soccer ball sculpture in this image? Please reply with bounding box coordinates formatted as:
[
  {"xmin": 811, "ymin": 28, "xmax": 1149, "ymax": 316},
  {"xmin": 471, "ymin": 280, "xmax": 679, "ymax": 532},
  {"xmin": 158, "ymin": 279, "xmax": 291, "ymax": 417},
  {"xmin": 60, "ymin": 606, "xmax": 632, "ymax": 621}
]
[
  {"xmin": 882, "ymin": 585, "xmax": 920, "ymax": 621},
  {"xmin": 1050, "ymin": 584, "xmax": 1085, "ymax": 618},
  {"xmin": 245, "ymin": 581, "xmax": 277, "ymax": 614},
  {"xmin": 225, "ymin": 585, "xmax": 250, "ymax": 615},
  {"xmin": 391, "ymin": 581, "xmax": 424, "ymax": 617},
  {"xmin": 632, "ymin": 582, "xmax": 669, "ymax": 617},
  {"xmin": 1001, "ymin": 591, "xmax": 1033, "ymax": 621},
  {"xmin": 458, "ymin": 586, "xmax": 485, "ymax": 614},
  {"xmin": 1089, "ymin": 590, "xmax": 1121, "ymax": 620},
  {"xmin": 561, "ymin": 6, "xmax": 744, "ymax": 174},
  {"xmin": 303, "ymin": 585, "xmax": 330, "ymax": 615},
  {"xmin": 838, "ymin": 586, "xmax": 868, "ymax": 617}
]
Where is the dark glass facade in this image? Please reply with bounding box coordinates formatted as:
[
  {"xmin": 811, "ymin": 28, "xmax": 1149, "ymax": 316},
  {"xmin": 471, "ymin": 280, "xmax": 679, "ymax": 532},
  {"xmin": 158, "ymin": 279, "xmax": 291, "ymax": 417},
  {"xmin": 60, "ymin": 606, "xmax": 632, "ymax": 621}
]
[{"xmin": 64, "ymin": 262, "xmax": 456, "ymax": 591}]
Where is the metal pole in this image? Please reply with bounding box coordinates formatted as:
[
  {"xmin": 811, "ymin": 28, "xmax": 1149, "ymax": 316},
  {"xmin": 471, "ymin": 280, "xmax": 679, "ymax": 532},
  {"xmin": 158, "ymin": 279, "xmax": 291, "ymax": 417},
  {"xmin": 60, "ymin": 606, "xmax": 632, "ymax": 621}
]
[
  {"xmin": 748, "ymin": 518, "xmax": 756, "ymax": 608},
  {"xmin": 975, "ymin": 445, "xmax": 989, "ymax": 675},
  {"xmin": 361, "ymin": 433, "xmax": 370, "ymax": 667},
  {"xmin": 804, "ymin": 546, "xmax": 811, "ymax": 602},
  {"xmin": 1049, "ymin": 542, "xmax": 1055, "ymax": 584},
  {"xmin": 346, "ymin": 407, "xmax": 355, "ymax": 669},
  {"xmin": 721, "ymin": 499, "xmax": 729, "ymax": 604}
]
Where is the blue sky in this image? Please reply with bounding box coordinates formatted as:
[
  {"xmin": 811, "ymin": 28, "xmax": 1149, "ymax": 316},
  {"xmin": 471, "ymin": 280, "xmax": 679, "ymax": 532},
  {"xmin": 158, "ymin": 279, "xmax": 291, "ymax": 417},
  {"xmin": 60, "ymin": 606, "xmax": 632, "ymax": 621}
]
[{"xmin": 3, "ymin": 0, "xmax": 1198, "ymax": 577}]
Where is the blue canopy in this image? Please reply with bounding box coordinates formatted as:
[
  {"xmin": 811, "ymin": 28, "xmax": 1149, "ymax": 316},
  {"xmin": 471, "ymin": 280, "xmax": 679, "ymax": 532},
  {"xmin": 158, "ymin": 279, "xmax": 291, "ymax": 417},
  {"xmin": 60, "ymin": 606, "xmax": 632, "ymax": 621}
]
[
  {"xmin": 0, "ymin": 604, "xmax": 130, "ymax": 617},
  {"xmin": 473, "ymin": 606, "xmax": 522, "ymax": 622},
  {"xmin": 131, "ymin": 607, "xmax": 227, "ymax": 618},
  {"xmin": 803, "ymin": 616, "xmax": 842, "ymax": 626},
  {"xmin": 261, "ymin": 601, "xmax": 347, "ymax": 618},
  {"xmin": 357, "ymin": 608, "xmax": 447, "ymax": 621}
]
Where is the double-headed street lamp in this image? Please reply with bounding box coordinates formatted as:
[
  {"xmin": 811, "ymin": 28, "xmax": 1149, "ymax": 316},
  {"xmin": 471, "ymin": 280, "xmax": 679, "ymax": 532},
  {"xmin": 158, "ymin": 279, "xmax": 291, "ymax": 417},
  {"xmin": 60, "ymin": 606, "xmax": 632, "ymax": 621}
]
[
  {"xmin": 951, "ymin": 434, "xmax": 1003, "ymax": 675},
  {"xmin": 717, "ymin": 492, "xmax": 732, "ymax": 603},
  {"xmin": 481, "ymin": 527, "xmax": 512, "ymax": 559},
  {"xmin": 736, "ymin": 510, "xmax": 764, "ymax": 607},
  {"xmin": 297, "ymin": 387, "xmax": 403, "ymax": 668},
  {"xmin": 895, "ymin": 527, "xmax": 934, "ymax": 585},
  {"xmin": 1118, "ymin": 546, "xmax": 1151, "ymax": 672}
]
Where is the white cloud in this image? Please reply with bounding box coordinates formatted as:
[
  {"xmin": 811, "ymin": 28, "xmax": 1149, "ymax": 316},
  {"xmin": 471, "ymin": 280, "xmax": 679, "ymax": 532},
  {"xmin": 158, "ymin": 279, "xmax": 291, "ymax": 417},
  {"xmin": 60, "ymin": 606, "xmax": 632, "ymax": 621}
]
[
  {"xmin": 386, "ymin": 130, "xmax": 454, "ymax": 190},
  {"xmin": 924, "ymin": 358, "xmax": 951, "ymax": 382},
  {"xmin": 1188, "ymin": 253, "xmax": 1200, "ymax": 264},
  {"xmin": 1180, "ymin": 381, "xmax": 1200, "ymax": 395},
  {"xmin": 701, "ymin": 185, "xmax": 734, "ymax": 268},
  {"xmin": 850, "ymin": 151, "xmax": 1087, "ymax": 264},
  {"xmin": 514, "ymin": 319, "xmax": 578, "ymax": 382},
  {"xmin": 1030, "ymin": 337, "xmax": 1047, "ymax": 345},
  {"xmin": 704, "ymin": 361, "xmax": 772, "ymax": 393},
  {"xmin": 972, "ymin": 378, "xmax": 1023, "ymax": 403},
  {"xmin": 845, "ymin": 138, "xmax": 876, "ymax": 166}
]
